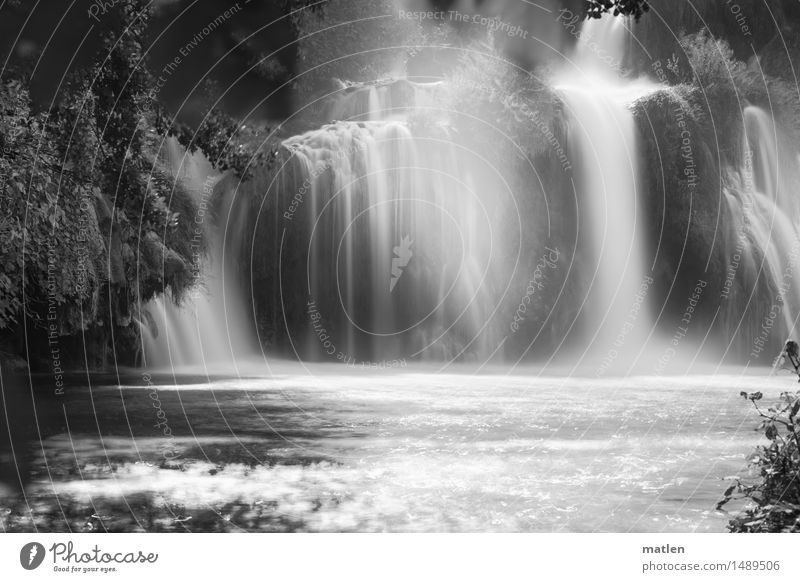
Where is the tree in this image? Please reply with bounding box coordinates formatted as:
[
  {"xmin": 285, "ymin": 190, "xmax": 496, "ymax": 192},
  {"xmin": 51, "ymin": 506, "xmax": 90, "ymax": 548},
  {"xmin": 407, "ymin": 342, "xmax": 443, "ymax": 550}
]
[
  {"xmin": 0, "ymin": 0, "xmax": 203, "ymax": 366},
  {"xmin": 585, "ymin": 0, "xmax": 650, "ymax": 20},
  {"xmin": 718, "ymin": 389, "xmax": 800, "ymax": 532},
  {"xmin": 0, "ymin": 75, "xmax": 107, "ymax": 335}
]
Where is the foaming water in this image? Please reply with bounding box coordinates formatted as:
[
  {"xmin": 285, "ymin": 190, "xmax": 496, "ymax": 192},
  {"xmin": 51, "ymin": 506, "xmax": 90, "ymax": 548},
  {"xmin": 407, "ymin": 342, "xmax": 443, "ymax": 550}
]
[{"xmin": 21, "ymin": 370, "xmax": 766, "ymax": 532}]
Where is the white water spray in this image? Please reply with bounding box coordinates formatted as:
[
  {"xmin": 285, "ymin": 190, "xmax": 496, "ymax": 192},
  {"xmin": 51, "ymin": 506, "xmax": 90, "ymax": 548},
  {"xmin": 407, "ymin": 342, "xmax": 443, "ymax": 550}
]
[{"xmin": 555, "ymin": 15, "xmax": 657, "ymax": 367}]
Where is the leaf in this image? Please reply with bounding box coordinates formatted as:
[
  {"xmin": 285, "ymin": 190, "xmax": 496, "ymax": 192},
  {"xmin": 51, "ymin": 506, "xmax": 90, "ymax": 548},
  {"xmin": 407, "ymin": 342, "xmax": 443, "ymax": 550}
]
[
  {"xmin": 790, "ymin": 400, "xmax": 800, "ymax": 420},
  {"xmin": 765, "ymin": 424, "xmax": 778, "ymax": 440}
]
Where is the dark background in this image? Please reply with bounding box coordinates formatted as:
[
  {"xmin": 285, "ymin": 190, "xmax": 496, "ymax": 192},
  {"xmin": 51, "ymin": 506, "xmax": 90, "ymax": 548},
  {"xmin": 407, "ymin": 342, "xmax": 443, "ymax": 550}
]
[{"xmin": 0, "ymin": 0, "xmax": 302, "ymax": 124}]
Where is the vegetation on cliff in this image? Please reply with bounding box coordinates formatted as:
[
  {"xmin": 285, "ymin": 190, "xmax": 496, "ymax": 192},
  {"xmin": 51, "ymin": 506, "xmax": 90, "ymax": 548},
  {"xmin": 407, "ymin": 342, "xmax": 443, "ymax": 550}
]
[{"xmin": 0, "ymin": 1, "xmax": 247, "ymax": 368}]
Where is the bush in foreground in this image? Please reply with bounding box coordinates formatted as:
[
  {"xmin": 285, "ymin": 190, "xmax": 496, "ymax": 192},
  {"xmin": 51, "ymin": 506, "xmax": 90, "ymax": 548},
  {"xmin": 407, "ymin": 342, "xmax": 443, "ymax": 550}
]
[{"xmin": 718, "ymin": 389, "xmax": 800, "ymax": 532}]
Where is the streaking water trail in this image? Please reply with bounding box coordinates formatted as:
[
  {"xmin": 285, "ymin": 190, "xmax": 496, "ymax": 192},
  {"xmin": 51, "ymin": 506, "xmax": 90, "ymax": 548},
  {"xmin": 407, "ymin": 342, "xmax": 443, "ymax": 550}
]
[
  {"xmin": 277, "ymin": 82, "xmax": 503, "ymax": 362},
  {"xmin": 555, "ymin": 15, "xmax": 657, "ymax": 369}
]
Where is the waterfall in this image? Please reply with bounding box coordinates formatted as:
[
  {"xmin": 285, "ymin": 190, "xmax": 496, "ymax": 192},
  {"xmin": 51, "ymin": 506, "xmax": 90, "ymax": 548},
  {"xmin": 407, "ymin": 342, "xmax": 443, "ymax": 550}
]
[
  {"xmin": 555, "ymin": 15, "xmax": 657, "ymax": 366},
  {"xmin": 138, "ymin": 141, "xmax": 255, "ymax": 371},
  {"xmin": 721, "ymin": 106, "xmax": 800, "ymax": 351},
  {"xmin": 275, "ymin": 80, "xmax": 502, "ymax": 362},
  {"xmin": 327, "ymin": 79, "xmax": 442, "ymax": 122}
]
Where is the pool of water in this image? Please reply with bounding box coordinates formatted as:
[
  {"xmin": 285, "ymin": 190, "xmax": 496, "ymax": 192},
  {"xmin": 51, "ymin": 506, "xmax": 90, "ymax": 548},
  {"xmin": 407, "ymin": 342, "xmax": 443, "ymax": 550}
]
[{"xmin": 2, "ymin": 365, "xmax": 783, "ymax": 532}]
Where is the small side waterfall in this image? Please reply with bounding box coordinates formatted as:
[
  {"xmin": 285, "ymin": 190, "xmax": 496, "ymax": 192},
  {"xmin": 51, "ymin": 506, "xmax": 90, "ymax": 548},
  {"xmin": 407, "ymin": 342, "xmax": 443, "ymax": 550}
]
[
  {"xmin": 556, "ymin": 16, "xmax": 656, "ymax": 364},
  {"xmin": 138, "ymin": 141, "xmax": 255, "ymax": 371},
  {"xmin": 139, "ymin": 292, "xmax": 232, "ymax": 368},
  {"xmin": 721, "ymin": 105, "xmax": 800, "ymax": 349}
]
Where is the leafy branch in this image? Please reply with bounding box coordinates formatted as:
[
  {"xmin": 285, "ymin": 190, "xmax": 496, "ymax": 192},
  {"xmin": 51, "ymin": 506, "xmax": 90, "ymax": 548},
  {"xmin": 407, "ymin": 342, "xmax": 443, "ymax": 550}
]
[{"xmin": 717, "ymin": 390, "xmax": 800, "ymax": 532}]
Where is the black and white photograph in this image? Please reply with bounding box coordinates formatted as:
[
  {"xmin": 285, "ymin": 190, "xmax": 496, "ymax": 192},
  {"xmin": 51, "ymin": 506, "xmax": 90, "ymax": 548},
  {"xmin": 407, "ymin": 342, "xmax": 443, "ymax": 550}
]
[{"xmin": 0, "ymin": 0, "xmax": 799, "ymax": 578}]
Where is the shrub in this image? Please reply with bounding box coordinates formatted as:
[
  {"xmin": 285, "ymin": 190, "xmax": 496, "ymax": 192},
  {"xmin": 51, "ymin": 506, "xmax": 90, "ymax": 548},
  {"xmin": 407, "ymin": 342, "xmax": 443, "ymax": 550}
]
[{"xmin": 718, "ymin": 389, "xmax": 800, "ymax": 532}]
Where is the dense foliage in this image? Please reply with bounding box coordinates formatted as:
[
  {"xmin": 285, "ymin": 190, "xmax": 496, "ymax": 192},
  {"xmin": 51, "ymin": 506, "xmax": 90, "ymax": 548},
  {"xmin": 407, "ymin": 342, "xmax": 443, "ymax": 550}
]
[
  {"xmin": 718, "ymin": 389, "xmax": 800, "ymax": 532},
  {"xmin": 630, "ymin": 24, "xmax": 800, "ymax": 357},
  {"xmin": 586, "ymin": 0, "xmax": 649, "ymax": 20},
  {"xmin": 631, "ymin": 0, "xmax": 800, "ymax": 70},
  {"xmin": 0, "ymin": 80, "xmax": 105, "ymax": 332},
  {"xmin": 0, "ymin": 1, "xmax": 214, "ymax": 366}
]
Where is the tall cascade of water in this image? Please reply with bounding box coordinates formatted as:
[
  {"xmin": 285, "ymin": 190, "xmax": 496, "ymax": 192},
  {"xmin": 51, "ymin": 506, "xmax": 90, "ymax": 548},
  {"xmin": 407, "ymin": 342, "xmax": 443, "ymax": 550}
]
[
  {"xmin": 721, "ymin": 105, "xmax": 800, "ymax": 348},
  {"xmin": 276, "ymin": 81, "xmax": 504, "ymax": 362},
  {"xmin": 555, "ymin": 15, "xmax": 656, "ymax": 367},
  {"xmin": 138, "ymin": 140, "xmax": 254, "ymax": 370}
]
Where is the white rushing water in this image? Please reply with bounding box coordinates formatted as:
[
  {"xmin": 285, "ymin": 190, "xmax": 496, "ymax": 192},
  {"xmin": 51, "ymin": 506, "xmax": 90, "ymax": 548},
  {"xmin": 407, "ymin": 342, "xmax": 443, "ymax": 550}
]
[
  {"xmin": 555, "ymin": 15, "xmax": 657, "ymax": 367},
  {"xmin": 721, "ymin": 105, "xmax": 800, "ymax": 346},
  {"xmin": 138, "ymin": 140, "xmax": 254, "ymax": 370},
  {"xmin": 278, "ymin": 81, "xmax": 504, "ymax": 362},
  {"xmin": 135, "ymin": 16, "xmax": 800, "ymax": 372}
]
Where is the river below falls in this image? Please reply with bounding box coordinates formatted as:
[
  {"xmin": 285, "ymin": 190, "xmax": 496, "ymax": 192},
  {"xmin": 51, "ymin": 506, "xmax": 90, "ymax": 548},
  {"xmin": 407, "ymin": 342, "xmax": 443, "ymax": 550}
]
[{"xmin": 3, "ymin": 366, "xmax": 786, "ymax": 532}]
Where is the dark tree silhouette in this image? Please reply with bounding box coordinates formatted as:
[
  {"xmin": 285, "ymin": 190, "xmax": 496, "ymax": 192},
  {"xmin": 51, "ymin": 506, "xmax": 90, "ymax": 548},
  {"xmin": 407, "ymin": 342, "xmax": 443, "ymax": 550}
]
[{"xmin": 586, "ymin": 0, "xmax": 650, "ymax": 20}]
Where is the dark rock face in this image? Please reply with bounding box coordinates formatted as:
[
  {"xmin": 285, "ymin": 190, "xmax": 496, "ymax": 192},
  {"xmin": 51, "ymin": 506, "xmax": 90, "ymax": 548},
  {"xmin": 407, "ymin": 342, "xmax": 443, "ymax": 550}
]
[{"xmin": 633, "ymin": 87, "xmax": 793, "ymax": 361}]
